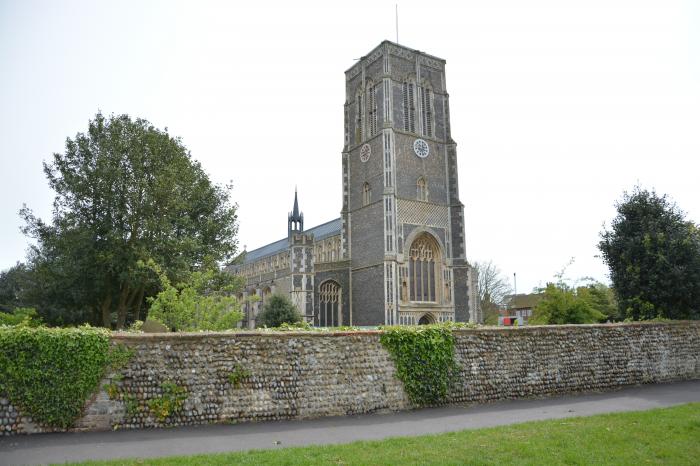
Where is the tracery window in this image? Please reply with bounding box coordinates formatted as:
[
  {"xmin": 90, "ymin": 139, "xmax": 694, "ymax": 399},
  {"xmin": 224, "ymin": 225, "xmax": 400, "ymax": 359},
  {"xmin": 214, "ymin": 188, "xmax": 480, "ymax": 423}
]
[
  {"xmin": 402, "ymin": 80, "xmax": 416, "ymax": 133},
  {"xmin": 362, "ymin": 182, "xmax": 371, "ymax": 206},
  {"xmin": 416, "ymin": 177, "xmax": 428, "ymax": 201},
  {"xmin": 318, "ymin": 280, "xmax": 341, "ymax": 327},
  {"xmin": 408, "ymin": 233, "xmax": 441, "ymax": 302}
]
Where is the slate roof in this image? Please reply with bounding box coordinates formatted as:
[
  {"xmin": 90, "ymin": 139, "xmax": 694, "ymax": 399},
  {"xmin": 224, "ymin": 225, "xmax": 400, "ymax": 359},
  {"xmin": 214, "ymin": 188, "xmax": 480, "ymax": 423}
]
[{"xmin": 242, "ymin": 218, "xmax": 341, "ymax": 264}]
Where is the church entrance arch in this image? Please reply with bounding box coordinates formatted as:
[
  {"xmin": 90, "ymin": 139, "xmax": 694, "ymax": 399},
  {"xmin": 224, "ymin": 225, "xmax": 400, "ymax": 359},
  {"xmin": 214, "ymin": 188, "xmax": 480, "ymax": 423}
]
[
  {"xmin": 418, "ymin": 313, "xmax": 436, "ymax": 325},
  {"xmin": 318, "ymin": 280, "xmax": 342, "ymax": 327}
]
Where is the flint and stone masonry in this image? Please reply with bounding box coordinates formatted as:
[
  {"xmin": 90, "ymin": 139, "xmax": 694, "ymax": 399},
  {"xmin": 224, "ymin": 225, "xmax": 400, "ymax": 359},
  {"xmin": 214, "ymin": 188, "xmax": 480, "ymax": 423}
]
[
  {"xmin": 1, "ymin": 322, "xmax": 698, "ymax": 435},
  {"xmin": 228, "ymin": 41, "xmax": 480, "ymax": 328}
]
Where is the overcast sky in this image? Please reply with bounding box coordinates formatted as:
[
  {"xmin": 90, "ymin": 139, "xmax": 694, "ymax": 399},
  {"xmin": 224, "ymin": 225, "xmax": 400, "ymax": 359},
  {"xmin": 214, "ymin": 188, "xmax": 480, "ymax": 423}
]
[{"xmin": 1, "ymin": 0, "xmax": 698, "ymax": 293}]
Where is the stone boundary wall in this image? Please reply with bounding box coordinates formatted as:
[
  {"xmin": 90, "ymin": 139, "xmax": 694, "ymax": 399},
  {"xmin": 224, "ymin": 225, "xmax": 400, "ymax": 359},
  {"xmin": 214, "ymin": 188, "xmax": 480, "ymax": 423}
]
[{"xmin": 1, "ymin": 322, "xmax": 698, "ymax": 435}]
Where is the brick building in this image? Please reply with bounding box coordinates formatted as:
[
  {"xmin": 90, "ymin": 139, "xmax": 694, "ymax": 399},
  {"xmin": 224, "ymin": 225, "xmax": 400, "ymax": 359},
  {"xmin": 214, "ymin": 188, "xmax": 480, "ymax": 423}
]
[{"xmin": 228, "ymin": 41, "xmax": 478, "ymax": 327}]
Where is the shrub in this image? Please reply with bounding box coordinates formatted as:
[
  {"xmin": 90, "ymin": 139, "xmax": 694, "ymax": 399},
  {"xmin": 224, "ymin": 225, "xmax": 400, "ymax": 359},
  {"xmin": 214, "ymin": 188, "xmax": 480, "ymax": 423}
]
[
  {"xmin": 379, "ymin": 324, "xmax": 458, "ymax": 406},
  {"xmin": 0, "ymin": 307, "xmax": 43, "ymax": 327},
  {"xmin": 256, "ymin": 294, "xmax": 302, "ymax": 328},
  {"xmin": 147, "ymin": 265, "xmax": 243, "ymax": 331},
  {"xmin": 0, "ymin": 326, "xmax": 111, "ymax": 428}
]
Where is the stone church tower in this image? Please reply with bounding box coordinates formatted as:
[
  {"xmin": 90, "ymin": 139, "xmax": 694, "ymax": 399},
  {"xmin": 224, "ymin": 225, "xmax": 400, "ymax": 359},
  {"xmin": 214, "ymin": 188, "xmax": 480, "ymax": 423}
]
[
  {"xmin": 341, "ymin": 41, "xmax": 474, "ymax": 325},
  {"xmin": 230, "ymin": 41, "xmax": 478, "ymax": 327}
]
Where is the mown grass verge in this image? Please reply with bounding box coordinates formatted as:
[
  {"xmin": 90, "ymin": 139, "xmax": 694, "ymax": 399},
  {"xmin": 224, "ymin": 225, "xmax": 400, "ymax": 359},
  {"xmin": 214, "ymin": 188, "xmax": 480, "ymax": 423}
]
[{"xmin": 66, "ymin": 402, "xmax": 700, "ymax": 465}]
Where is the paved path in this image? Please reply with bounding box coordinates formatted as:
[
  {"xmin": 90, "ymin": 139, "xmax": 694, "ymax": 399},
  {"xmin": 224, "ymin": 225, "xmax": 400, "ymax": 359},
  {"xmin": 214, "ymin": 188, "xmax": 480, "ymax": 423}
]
[{"xmin": 1, "ymin": 380, "xmax": 699, "ymax": 466}]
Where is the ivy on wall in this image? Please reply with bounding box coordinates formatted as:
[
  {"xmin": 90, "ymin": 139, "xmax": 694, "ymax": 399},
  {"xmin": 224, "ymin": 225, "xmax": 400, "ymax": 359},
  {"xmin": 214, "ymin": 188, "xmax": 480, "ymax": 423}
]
[
  {"xmin": 0, "ymin": 326, "xmax": 112, "ymax": 428},
  {"xmin": 380, "ymin": 324, "xmax": 458, "ymax": 406},
  {"xmin": 0, "ymin": 326, "xmax": 135, "ymax": 429}
]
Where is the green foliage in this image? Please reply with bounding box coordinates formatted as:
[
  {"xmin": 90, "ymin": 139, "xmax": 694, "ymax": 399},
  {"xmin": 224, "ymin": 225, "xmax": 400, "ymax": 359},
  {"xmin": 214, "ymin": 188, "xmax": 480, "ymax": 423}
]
[
  {"xmin": 379, "ymin": 324, "xmax": 457, "ymax": 406},
  {"xmin": 19, "ymin": 112, "xmax": 240, "ymax": 328},
  {"xmin": 0, "ymin": 326, "xmax": 111, "ymax": 428},
  {"xmin": 106, "ymin": 344, "xmax": 135, "ymax": 371},
  {"xmin": 530, "ymin": 283, "xmax": 607, "ymax": 325},
  {"xmin": 599, "ymin": 186, "xmax": 700, "ymax": 320},
  {"xmin": 147, "ymin": 382, "xmax": 188, "ymax": 421},
  {"xmin": 147, "ymin": 263, "xmax": 243, "ymax": 331},
  {"xmin": 227, "ymin": 364, "xmax": 251, "ymax": 388},
  {"xmin": 0, "ymin": 307, "xmax": 43, "ymax": 327},
  {"xmin": 256, "ymin": 294, "xmax": 302, "ymax": 328}
]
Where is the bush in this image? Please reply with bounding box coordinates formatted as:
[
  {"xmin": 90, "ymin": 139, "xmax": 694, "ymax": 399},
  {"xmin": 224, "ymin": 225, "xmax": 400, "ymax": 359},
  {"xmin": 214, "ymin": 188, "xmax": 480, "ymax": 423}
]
[
  {"xmin": 256, "ymin": 294, "xmax": 302, "ymax": 328},
  {"xmin": 147, "ymin": 264, "xmax": 243, "ymax": 331},
  {"xmin": 0, "ymin": 326, "xmax": 111, "ymax": 428},
  {"xmin": 0, "ymin": 307, "xmax": 43, "ymax": 327}
]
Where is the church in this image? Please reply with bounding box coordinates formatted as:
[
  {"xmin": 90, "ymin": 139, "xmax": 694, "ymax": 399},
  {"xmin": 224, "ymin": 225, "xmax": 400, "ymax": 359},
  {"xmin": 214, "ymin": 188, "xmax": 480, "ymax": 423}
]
[{"xmin": 228, "ymin": 41, "xmax": 479, "ymax": 327}]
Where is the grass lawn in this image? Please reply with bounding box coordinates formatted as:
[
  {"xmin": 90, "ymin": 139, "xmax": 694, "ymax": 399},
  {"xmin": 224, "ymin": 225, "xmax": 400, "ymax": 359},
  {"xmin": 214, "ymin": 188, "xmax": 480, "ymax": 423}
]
[{"xmin": 68, "ymin": 403, "xmax": 700, "ymax": 465}]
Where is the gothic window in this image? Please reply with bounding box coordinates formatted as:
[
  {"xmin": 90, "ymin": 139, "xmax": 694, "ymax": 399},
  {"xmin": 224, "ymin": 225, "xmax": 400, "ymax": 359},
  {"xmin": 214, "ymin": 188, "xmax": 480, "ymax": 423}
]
[
  {"xmin": 417, "ymin": 177, "xmax": 428, "ymax": 201},
  {"xmin": 367, "ymin": 82, "xmax": 378, "ymax": 137},
  {"xmin": 355, "ymin": 91, "xmax": 364, "ymax": 144},
  {"xmin": 362, "ymin": 182, "xmax": 371, "ymax": 206},
  {"xmin": 420, "ymin": 85, "xmax": 433, "ymax": 138},
  {"xmin": 318, "ymin": 280, "xmax": 341, "ymax": 327},
  {"xmin": 408, "ymin": 233, "xmax": 441, "ymax": 302},
  {"xmin": 402, "ymin": 80, "xmax": 416, "ymax": 133}
]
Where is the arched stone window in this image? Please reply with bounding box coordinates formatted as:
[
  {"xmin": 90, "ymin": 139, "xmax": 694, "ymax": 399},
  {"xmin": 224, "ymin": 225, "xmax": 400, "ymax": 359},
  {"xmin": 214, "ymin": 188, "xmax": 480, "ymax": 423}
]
[
  {"xmin": 262, "ymin": 286, "xmax": 272, "ymax": 306},
  {"xmin": 318, "ymin": 280, "xmax": 342, "ymax": 327},
  {"xmin": 408, "ymin": 233, "xmax": 441, "ymax": 302},
  {"xmin": 362, "ymin": 182, "xmax": 371, "ymax": 206},
  {"xmin": 416, "ymin": 177, "xmax": 428, "ymax": 201}
]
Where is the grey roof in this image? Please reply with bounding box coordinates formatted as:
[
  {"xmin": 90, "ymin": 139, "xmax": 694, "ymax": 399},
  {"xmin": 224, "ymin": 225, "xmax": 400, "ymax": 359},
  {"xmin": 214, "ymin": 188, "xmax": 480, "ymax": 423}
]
[{"xmin": 243, "ymin": 218, "xmax": 341, "ymax": 264}]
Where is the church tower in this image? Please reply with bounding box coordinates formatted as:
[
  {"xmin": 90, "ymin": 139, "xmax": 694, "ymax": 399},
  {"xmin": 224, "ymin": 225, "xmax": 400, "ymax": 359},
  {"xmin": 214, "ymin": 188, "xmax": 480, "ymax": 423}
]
[{"xmin": 341, "ymin": 41, "xmax": 476, "ymax": 325}]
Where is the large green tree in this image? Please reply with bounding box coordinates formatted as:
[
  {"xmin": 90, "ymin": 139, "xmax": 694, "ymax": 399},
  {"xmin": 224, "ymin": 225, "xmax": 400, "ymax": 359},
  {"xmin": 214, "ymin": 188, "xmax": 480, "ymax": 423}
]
[
  {"xmin": 20, "ymin": 113, "xmax": 239, "ymax": 328},
  {"xmin": 598, "ymin": 187, "xmax": 700, "ymax": 320},
  {"xmin": 530, "ymin": 283, "xmax": 606, "ymax": 325}
]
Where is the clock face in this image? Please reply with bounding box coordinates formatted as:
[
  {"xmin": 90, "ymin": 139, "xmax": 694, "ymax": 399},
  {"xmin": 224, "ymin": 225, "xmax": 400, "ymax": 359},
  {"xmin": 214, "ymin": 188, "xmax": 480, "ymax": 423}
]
[
  {"xmin": 360, "ymin": 143, "xmax": 371, "ymax": 163},
  {"xmin": 413, "ymin": 139, "xmax": 429, "ymax": 158}
]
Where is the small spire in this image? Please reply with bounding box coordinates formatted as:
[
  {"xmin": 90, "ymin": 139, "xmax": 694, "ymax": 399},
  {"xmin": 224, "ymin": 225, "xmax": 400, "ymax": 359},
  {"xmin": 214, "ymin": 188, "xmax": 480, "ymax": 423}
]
[
  {"xmin": 292, "ymin": 187, "xmax": 300, "ymax": 219},
  {"xmin": 288, "ymin": 187, "xmax": 304, "ymax": 235}
]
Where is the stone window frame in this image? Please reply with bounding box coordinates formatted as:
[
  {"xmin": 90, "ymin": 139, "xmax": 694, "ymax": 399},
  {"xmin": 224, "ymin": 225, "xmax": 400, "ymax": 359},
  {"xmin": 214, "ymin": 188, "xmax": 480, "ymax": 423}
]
[
  {"xmin": 416, "ymin": 177, "xmax": 428, "ymax": 202},
  {"xmin": 362, "ymin": 181, "xmax": 372, "ymax": 207},
  {"xmin": 407, "ymin": 232, "xmax": 442, "ymax": 303}
]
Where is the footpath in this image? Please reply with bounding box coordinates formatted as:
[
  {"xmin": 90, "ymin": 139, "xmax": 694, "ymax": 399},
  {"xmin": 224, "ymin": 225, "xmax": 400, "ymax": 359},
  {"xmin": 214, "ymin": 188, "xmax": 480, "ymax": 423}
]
[{"xmin": 1, "ymin": 380, "xmax": 699, "ymax": 466}]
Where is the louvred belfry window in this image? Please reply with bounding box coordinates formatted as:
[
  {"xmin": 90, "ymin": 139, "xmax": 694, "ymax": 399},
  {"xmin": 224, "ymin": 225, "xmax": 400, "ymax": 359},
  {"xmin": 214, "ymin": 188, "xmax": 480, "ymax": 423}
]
[{"xmin": 402, "ymin": 81, "xmax": 415, "ymax": 133}]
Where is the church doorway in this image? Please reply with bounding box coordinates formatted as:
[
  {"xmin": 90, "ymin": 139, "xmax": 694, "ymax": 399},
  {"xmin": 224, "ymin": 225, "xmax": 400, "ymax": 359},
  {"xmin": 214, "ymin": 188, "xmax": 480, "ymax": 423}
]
[
  {"xmin": 318, "ymin": 280, "xmax": 341, "ymax": 327},
  {"xmin": 418, "ymin": 313, "xmax": 435, "ymax": 325}
]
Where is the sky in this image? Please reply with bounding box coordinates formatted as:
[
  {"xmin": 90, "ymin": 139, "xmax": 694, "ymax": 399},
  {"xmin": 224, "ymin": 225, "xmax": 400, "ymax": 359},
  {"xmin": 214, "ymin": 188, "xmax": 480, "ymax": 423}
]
[{"xmin": 1, "ymin": 0, "xmax": 699, "ymax": 294}]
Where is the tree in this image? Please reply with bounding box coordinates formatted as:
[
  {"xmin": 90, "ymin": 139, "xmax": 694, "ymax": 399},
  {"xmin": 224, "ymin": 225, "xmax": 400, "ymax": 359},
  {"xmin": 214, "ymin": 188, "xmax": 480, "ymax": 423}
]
[
  {"xmin": 472, "ymin": 261, "xmax": 513, "ymax": 324},
  {"xmin": 576, "ymin": 282, "xmax": 619, "ymax": 322},
  {"xmin": 530, "ymin": 283, "xmax": 606, "ymax": 325},
  {"xmin": 20, "ymin": 113, "xmax": 239, "ymax": 328},
  {"xmin": 598, "ymin": 187, "xmax": 700, "ymax": 320},
  {"xmin": 147, "ymin": 262, "xmax": 243, "ymax": 331},
  {"xmin": 256, "ymin": 294, "xmax": 302, "ymax": 328}
]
